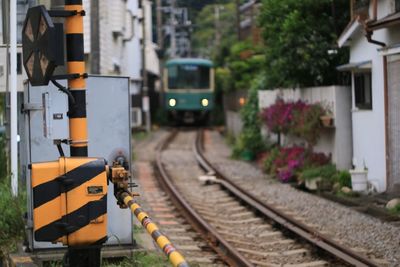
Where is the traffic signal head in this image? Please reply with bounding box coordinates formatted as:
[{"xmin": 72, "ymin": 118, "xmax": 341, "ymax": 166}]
[{"xmin": 22, "ymin": 5, "xmax": 63, "ymax": 86}]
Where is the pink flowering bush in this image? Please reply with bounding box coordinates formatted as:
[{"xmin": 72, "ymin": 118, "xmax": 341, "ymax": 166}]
[
  {"xmin": 260, "ymin": 99, "xmax": 326, "ymax": 146},
  {"xmin": 260, "ymin": 99, "xmax": 306, "ymax": 135},
  {"xmin": 263, "ymin": 146, "xmax": 331, "ymax": 183}
]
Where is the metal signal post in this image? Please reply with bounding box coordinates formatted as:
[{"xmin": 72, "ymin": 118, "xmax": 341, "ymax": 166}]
[
  {"xmin": 64, "ymin": 1, "xmax": 103, "ymax": 266},
  {"xmin": 65, "ymin": 0, "xmax": 88, "ymax": 157}
]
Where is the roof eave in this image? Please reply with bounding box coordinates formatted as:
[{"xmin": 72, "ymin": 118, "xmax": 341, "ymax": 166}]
[
  {"xmin": 337, "ymin": 19, "xmax": 363, "ymax": 48},
  {"xmin": 367, "ymin": 12, "xmax": 400, "ymax": 31}
]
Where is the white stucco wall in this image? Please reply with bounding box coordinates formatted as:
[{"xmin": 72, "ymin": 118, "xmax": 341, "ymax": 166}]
[
  {"xmin": 343, "ymin": 0, "xmax": 400, "ymax": 192},
  {"xmin": 99, "ymin": 0, "xmax": 158, "ymax": 78},
  {"xmin": 348, "ymin": 29, "xmax": 386, "ymax": 192},
  {"xmin": 123, "ymin": 0, "xmax": 142, "ymax": 85},
  {"xmin": 258, "ymin": 86, "xmax": 353, "ymax": 170}
]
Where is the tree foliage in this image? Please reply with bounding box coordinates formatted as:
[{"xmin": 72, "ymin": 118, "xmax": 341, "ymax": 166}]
[
  {"xmin": 259, "ymin": 0, "xmax": 349, "ymax": 88},
  {"xmin": 192, "ymin": 2, "xmax": 237, "ymax": 63},
  {"xmin": 233, "ymin": 75, "xmax": 265, "ymax": 156}
]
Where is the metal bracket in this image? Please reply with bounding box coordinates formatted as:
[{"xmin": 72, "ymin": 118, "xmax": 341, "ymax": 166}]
[
  {"xmin": 21, "ymin": 103, "xmax": 43, "ymax": 113},
  {"xmin": 52, "ymin": 73, "xmax": 88, "ymax": 80},
  {"xmin": 48, "ymin": 9, "xmax": 86, "ymax": 17}
]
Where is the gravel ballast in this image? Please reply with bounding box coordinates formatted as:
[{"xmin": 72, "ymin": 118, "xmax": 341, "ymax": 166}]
[{"xmin": 204, "ymin": 130, "xmax": 400, "ymax": 266}]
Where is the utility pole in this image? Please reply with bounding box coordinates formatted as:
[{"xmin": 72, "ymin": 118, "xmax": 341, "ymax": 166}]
[
  {"xmin": 63, "ymin": 0, "xmax": 101, "ymax": 265},
  {"xmin": 235, "ymin": 0, "xmax": 241, "ymax": 41},
  {"xmin": 156, "ymin": 0, "xmax": 164, "ymax": 108},
  {"xmin": 170, "ymin": 0, "xmax": 176, "ymax": 58},
  {"xmin": 156, "ymin": 0, "xmax": 163, "ymax": 52},
  {"xmin": 91, "ymin": 0, "xmax": 100, "ymax": 74},
  {"xmin": 142, "ymin": 0, "xmax": 151, "ymax": 132},
  {"xmin": 214, "ymin": 5, "xmax": 221, "ymax": 50},
  {"xmin": 10, "ymin": 0, "xmax": 18, "ymax": 196}
]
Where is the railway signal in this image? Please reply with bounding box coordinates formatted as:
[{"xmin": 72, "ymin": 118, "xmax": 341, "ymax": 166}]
[
  {"xmin": 22, "ymin": 2, "xmax": 107, "ymax": 266},
  {"xmin": 21, "ymin": 2, "xmax": 188, "ymax": 267},
  {"xmin": 22, "ymin": 5, "xmax": 64, "ymax": 86}
]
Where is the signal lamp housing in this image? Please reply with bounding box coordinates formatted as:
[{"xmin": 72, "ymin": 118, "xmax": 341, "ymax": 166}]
[{"xmin": 22, "ymin": 5, "xmax": 64, "ymax": 86}]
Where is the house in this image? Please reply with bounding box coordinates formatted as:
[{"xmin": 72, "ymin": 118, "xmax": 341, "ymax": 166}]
[
  {"xmin": 238, "ymin": 0, "xmax": 261, "ymax": 44},
  {"xmin": 92, "ymin": 0, "xmax": 160, "ymax": 128},
  {"xmin": 338, "ymin": 0, "xmax": 400, "ymax": 193},
  {"xmin": 0, "ymin": 0, "xmax": 159, "ymax": 128},
  {"xmin": 0, "ymin": 0, "xmax": 31, "ymax": 93}
]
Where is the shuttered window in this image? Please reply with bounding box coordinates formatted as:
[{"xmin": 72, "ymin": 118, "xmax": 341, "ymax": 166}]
[{"xmin": 354, "ymin": 72, "xmax": 372, "ymax": 110}]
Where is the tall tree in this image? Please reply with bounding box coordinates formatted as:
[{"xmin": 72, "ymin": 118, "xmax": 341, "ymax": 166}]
[{"xmin": 259, "ymin": 0, "xmax": 349, "ymax": 88}]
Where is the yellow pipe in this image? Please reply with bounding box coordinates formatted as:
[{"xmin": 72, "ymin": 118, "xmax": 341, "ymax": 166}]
[{"xmin": 122, "ymin": 194, "xmax": 189, "ymax": 267}]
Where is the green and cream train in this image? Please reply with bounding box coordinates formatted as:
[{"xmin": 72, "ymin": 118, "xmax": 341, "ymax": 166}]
[{"xmin": 163, "ymin": 58, "xmax": 214, "ymax": 124}]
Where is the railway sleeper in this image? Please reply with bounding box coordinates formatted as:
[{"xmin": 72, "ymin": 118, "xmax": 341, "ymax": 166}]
[
  {"xmin": 250, "ymin": 259, "xmax": 329, "ymax": 267},
  {"xmin": 214, "ymin": 222, "xmax": 272, "ymax": 232},
  {"xmin": 238, "ymin": 247, "xmax": 310, "ymax": 259}
]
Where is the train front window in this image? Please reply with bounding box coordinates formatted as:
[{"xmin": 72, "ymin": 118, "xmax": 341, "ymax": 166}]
[{"xmin": 168, "ymin": 64, "xmax": 210, "ymax": 89}]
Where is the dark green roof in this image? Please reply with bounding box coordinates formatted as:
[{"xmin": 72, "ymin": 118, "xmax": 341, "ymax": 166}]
[{"xmin": 165, "ymin": 58, "xmax": 213, "ymax": 67}]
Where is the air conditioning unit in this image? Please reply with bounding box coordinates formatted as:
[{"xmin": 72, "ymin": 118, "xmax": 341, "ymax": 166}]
[{"xmin": 131, "ymin": 107, "xmax": 142, "ymax": 128}]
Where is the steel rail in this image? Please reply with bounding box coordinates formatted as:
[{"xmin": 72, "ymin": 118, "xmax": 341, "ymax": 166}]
[
  {"xmin": 195, "ymin": 129, "xmax": 379, "ymax": 267},
  {"xmin": 155, "ymin": 130, "xmax": 254, "ymax": 267}
]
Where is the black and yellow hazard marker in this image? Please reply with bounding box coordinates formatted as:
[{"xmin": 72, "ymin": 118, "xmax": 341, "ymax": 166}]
[
  {"xmin": 31, "ymin": 157, "xmax": 108, "ymax": 246},
  {"xmin": 120, "ymin": 193, "xmax": 189, "ymax": 267},
  {"xmin": 65, "ymin": 0, "xmax": 88, "ymax": 157}
]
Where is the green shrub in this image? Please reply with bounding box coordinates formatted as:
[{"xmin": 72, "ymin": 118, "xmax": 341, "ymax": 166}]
[
  {"xmin": 263, "ymin": 147, "xmax": 279, "ymax": 174},
  {"xmin": 0, "ymin": 180, "xmax": 25, "ymax": 258},
  {"xmin": 232, "ymin": 75, "xmax": 265, "ymax": 158},
  {"xmin": 301, "ymin": 164, "xmax": 337, "ymax": 181},
  {"xmin": 388, "ymin": 204, "xmax": 400, "ymax": 215},
  {"xmin": 215, "ymin": 67, "xmax": 232, "ymax": 93},
  {"xmin": 333, "ymin": 170, "xmax": 351, "ymax": 188},
  {"xmin": 0, "ymin": 133, "xmax": 7, "ymax": 181}
]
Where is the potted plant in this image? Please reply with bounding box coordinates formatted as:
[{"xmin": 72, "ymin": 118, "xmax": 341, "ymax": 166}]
[
  {"xmin": 349, "ymin": 161, "xmax": 368, "ymax": 192},
  {"xmin": 320, "ymin": 114, "xmax": 334, "ymax": 127},
  {"xmin": 319, "ymin": 102, "xmax": 334, "ymax": 127}
]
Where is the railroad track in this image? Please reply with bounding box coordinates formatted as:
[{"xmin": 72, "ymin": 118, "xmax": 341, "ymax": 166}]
[
  {"xmin": 133, "ymin": 161, "xmax": 226, "ymax": 264},
  {"xmin": 155, "ymin": 129, "xmax": 380, "ymax": 267}
]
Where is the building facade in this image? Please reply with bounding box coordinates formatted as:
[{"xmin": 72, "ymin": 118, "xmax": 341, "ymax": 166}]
[{"xmin": 338, "ymin": 0, "xmax": 400, "ymax": 192}]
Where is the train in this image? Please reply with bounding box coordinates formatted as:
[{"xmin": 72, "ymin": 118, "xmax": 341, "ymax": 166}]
[{"xmin": 163, "ymin": 58, "xmax": 214, "ymax": 125}]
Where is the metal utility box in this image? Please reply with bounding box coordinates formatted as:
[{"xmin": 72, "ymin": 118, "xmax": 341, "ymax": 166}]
[{"xmin": 20, "ymin": 75, "xmax": 133, "ymax": 250}]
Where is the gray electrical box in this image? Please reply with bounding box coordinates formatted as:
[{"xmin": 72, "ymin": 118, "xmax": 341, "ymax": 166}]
[{"xmin": 20, "ymin": 75, "xmax": 133, "ymax": 250}]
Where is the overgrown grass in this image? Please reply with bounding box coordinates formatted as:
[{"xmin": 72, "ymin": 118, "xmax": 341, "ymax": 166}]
[
  {"xmin": 132, "ymin": 131, "xmax": 150, "ymax": 142},
  {"xmin": 0, "ymin": 179, "xmax": 26, "ymax": 258},
  {"xmin": 102, "ymin": 251, "xmax": 168, "ymax": 267},
  {"xmin": 388, "ymin": 204, "xmax": 400, "ymax": 215}
]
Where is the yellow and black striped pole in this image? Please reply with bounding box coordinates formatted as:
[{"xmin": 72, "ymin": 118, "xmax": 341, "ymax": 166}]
[
  {"xmin": 120, "ymin": 193, "xmax": 189, "ymax": 267},
  {"xmin": 64, "ymin": 1, "xmax": 104, "ymax": 266},
  {"xmin": 65, "ymin": 0, "xmax": 88, "ymax": 157}
]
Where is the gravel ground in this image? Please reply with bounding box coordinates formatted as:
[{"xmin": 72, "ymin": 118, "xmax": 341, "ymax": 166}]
[{"xmin": 204, "ymin": 130, "xmax": 400, "ymax": 267}]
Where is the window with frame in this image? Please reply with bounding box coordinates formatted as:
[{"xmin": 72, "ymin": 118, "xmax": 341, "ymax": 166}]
[
  {"xmin": 353, "ymin": 0, "xmax": 370, "ymax": 19},
  {"xmin": 396, "ymin": 0, "xmax": 400, "ymax": 12},
  {"xmin": 354, "ymin": 72, "xmax": 372, "ymax": 110}
]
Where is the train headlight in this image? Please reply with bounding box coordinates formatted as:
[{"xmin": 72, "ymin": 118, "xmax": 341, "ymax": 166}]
[
  {"xmin": 169, "ymin": 98, "xmax": 177, "ymax": 107},
  {"xmin": 201, "ymin": 99, "xmax": 209, "ymax": 107}
]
